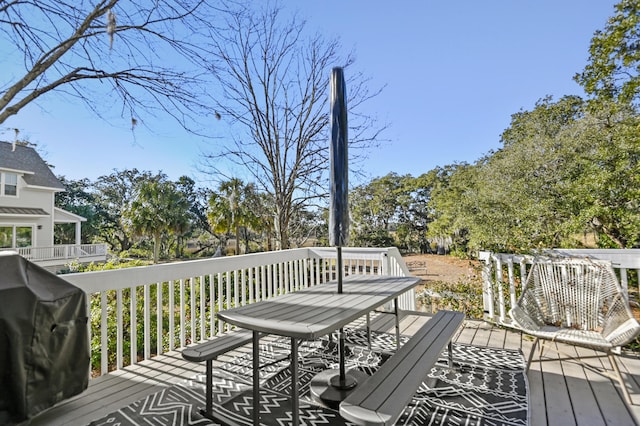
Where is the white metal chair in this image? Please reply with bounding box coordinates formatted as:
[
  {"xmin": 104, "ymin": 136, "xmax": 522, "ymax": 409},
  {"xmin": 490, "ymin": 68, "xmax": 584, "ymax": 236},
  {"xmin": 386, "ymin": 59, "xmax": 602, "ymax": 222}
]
[{"xmin": 510, "ymin": 257, "xmax": 640, "ymax": 404}]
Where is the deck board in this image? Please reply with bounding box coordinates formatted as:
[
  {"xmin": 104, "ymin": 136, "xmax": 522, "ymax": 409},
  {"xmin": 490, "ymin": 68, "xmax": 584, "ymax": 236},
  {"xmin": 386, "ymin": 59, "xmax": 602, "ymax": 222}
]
[
  {"xmin": 539, "ymin": 341, "xmax": 576, "ymax": 425},
  {"xmin": 562, "ymin": 346, "xmax": 605, "ymax": 426},
  {"xmin": 20, "ymin": 314, "xmax": 640, "ymax": 426}
]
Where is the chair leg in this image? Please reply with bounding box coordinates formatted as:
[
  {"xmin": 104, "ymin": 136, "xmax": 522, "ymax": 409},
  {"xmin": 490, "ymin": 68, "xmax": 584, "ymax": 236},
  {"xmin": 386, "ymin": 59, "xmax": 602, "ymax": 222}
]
[
  {"xmin": 608, "ymin": 353, "xmax": 633, "ymax": 405},
  {"xmin": 526, "ymin": 337, "xmax": 539, "ymax": 371},
  {"xmin": 538, "ymin": 339, "xmax": 547, "ymax": 359}
]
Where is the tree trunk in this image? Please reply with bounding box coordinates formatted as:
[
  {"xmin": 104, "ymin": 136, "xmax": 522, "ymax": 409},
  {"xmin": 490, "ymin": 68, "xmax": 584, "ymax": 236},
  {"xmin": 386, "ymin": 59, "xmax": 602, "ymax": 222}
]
[
  {"xmin": 234, "ymin": 224, "xmax": 241, "ymax": 255},
  {"xmin": 153, "ymin": 233, "xmax": 161, "ymax": 263}
]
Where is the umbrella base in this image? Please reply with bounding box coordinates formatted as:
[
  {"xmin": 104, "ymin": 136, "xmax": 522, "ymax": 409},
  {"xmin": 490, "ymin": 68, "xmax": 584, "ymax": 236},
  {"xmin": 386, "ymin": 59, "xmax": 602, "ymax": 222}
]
[{"xmin": 309, "ymin": 368, "xmax": 369, "ymax": 409}]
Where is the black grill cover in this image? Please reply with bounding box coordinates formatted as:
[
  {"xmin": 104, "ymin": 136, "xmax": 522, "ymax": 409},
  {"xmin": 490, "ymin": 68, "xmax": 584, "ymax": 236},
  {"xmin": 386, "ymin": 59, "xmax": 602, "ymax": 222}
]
[{"xmin": 0, "ymin": 252, "xmax": 89, "ymax": 423}]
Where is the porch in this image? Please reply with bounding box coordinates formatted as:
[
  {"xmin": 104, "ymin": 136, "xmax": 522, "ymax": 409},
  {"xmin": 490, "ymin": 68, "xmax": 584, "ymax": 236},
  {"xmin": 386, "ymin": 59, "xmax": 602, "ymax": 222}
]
[
  {"xmin": 11, "ymin": 247, "xmax": 640, "ymax": 425},
  {"xmin": 14, "ymin": 243, "xmax": 108, "ymax": 269},
  {"xmin": 24, "ymin": 313, "xmax": 640, "ymax": 425}
]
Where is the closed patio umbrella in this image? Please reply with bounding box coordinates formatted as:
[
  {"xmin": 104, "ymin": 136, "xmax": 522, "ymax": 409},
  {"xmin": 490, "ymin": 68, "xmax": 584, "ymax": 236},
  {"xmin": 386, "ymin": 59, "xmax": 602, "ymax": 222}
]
[{"xmin": 312, "ymin": 67, "xmax": 368, "ymax": 408}]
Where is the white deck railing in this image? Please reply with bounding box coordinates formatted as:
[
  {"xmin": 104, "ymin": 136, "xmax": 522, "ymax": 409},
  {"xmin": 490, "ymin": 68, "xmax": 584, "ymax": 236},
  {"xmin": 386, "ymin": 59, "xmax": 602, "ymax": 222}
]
[
  {"xmin": 480, "ymin": 249, "xmax": 640, "ymax": 326},
  {"xmin": 17, "ymin": 243, "xmax": 108, "ymax": 262},
  {"xmin": 62, "ymin": 247, "xmax": 414, "ymax": 377}
]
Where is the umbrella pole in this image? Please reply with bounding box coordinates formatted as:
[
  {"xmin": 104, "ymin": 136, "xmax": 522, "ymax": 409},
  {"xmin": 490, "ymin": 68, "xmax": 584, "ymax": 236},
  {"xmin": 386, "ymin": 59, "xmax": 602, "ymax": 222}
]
[
  {"xmin": 331, "ymin": 246, "xmax": 355, "ymax": 390},
  {"xmin": 337, "ymin": 246, "xmax": 346, "ymax": 385}
]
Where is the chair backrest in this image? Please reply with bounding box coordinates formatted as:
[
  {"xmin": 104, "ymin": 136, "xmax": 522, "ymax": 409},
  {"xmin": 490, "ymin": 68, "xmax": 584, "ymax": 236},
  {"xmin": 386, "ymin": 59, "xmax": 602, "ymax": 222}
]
[{"xmin": 522, "ymin": 257, "xmax": 624, "ymax": 331}]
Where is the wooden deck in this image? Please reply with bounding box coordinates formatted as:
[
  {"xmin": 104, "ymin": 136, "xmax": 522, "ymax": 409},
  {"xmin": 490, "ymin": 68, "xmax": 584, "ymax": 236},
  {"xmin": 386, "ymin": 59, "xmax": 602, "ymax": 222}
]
[{"xmin": 23, "ymin": 313, "xmax": 640, "ymax": 426}]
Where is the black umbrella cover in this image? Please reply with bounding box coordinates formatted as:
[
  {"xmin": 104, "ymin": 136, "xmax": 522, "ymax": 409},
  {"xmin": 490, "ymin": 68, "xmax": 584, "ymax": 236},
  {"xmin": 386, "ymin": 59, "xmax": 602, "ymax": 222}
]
[{"xmin": 329, "ymin": 67, "xmax": 349, "ymax": 247}]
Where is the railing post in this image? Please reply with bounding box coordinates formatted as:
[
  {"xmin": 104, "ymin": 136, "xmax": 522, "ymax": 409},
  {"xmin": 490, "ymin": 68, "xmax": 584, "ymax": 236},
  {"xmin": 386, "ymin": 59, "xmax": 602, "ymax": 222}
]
[
  {"xmin": 381, "ymin": 251, "xmax": 389, "ymax": 276},
  {"xmin": 100, "ymin": 291, "xmax": 108, "ymax": 375},
  {"xmin": 481, "ymin": 254, "xmax": 495, "ymax": 321}
]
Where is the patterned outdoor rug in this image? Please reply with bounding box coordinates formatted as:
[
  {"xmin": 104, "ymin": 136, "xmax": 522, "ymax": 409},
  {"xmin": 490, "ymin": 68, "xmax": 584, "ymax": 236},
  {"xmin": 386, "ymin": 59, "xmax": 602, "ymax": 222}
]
[{"xmin": 88, "ymin": 329, "xmax": 529, "ymax": 426}]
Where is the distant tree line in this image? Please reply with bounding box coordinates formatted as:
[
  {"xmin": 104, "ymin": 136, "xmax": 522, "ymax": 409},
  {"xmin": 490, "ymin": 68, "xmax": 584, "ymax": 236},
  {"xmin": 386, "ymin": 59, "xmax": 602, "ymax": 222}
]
[
  {"xmin": 55, "ymin": 170, "xmax": 327, "ymax": 263},
  {"xmin": 352, "ymin": 94, "xmax": 639, "ymax": 256}
]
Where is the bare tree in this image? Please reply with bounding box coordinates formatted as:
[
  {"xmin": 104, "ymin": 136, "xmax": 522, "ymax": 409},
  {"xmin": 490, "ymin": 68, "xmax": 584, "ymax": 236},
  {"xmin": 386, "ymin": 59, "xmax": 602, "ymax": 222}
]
[
  {"xmin": 0, "ymin": 0, "xmax": 219, "ymax": 131},
  {"xmin": 202, "ymin": 3, "xmax": 384, "ymax": 249}
]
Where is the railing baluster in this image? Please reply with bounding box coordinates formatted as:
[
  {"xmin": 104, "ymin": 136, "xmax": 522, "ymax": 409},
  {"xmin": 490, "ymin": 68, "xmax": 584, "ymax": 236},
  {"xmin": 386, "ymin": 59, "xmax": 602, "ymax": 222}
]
[
  {"xmin": 169, "ymin": 280, "xmax": 175, "ymax": 351},
  {"xmin": 495, "ymin": 257, "xmax": 506, "ymax": 322},
  {"xmin": 620, "ymin": 268, "xmax": 629, "ymax": 296},
  {"xmin": 241, "ymin": 269, "xmax": 246, "ymax": 306},
  {"xmin": 180, "ymin": 279, "xmax": 186, "ymax": 347},
  {"xmin": 226, "ymin": 271, "xmax": 232, "ymax": 329},
  {"xmin": 190, "ymin": 277, "xmax": 196, "ymax": 344},
  {"xmin": 303, "ymin": 259, "xmax": 309, "ymax": 288},
  {"xmin": 157, "ymin": 282, "xmax": 163, "ymax": 355},
  {"xmin": 200, "ymin": 275, "xmax": 206, "ymax": 341},
  {"xmin": 217, "ymin": 272, "xmax": 223, "ymax": 334},
  {"xmin": 130, "ymin": 286, "xmax": 137, "ymax": 366},
  {"xmin": 116, "ymin": 289, "xmax": 123, "ymax": 370},
  {"xmin": 507, "ymin": 259, "xmax": 517, "ymax": 311},
  {"xmin": 86, "ymin": 296, "xmax": 92, "ymax": 377},
  {"xmin": 232, "ymin": 270, "xmax": 238, "ymax": 308},
  {"xmin": 283, "ymin": 262, "xmax": 288, "ymax": 292},
  {"xmin": 315, "ymin": 257, "xmax": 321, "ymax": 285},
  {"xmin": 144, "ymin": 284, "xmax": 150, "ymax": 360},
  {"xmin": 100, "ymin": 291, "xmax": 108, "ymax": 375},
  {"xmin": 258, "ymin": 265, "xmax": 264, "ymax": 301},
  {"xmin": 209, "ymin": 274, "xmax": 215, "ymax": 338}
]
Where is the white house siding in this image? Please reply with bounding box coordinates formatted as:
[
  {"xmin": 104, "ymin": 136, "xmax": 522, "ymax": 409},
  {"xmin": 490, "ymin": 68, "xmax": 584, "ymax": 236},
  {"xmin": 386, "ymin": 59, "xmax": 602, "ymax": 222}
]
[{"xmin": 0, "ymin": 180, "xmax": 56, "ymax": 247}]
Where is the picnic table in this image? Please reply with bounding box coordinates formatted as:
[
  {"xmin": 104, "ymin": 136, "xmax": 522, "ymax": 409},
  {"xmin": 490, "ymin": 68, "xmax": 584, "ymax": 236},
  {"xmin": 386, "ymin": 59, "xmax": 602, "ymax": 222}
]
[{"xmin": 217, "ymin": 274, "xmax": 421, "ymax": 426}]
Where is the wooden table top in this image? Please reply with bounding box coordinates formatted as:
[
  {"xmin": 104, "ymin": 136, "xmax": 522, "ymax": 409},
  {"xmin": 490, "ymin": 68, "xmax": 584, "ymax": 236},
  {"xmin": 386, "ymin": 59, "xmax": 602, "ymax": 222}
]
[{"xmin": 218, "ymin": 274, "xmax": 420, "ymax": 339}]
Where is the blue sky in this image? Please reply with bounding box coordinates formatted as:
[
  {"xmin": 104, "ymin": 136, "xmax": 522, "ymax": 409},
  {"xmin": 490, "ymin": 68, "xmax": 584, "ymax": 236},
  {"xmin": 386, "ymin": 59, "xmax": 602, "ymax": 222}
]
[{"xmin": 1, "ymin": 1, "xmax": 619, "ymax": 185}]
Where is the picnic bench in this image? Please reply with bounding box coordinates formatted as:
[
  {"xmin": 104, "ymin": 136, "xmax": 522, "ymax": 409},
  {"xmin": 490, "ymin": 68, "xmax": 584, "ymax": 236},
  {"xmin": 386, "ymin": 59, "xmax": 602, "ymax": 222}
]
[
  {"xmin": 182, "ymin": 329, "xmax": 257, "ymax": 418},
  {"xmin": 340, "ymin": 310, "xmax": 464, "ymax": 426},
  {"xmin": 405, "ymin": 260, "xmax": 428, "ymax": 276}
]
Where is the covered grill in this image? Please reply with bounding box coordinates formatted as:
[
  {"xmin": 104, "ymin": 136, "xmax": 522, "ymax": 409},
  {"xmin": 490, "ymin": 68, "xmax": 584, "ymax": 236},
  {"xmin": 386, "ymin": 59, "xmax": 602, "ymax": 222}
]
[{"xmin": 0, "ymin": 252, "xmax": 89, "ymax": 423}]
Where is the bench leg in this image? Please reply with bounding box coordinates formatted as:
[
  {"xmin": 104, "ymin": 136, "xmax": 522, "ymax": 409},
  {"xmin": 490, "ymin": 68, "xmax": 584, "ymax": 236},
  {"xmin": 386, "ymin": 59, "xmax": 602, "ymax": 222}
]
[
  {"xmin": 394, "ymin": 297, "xmax": 400, "ymax": 350},
  {"xmin": 366, "ymin": 313, "xmax": 371, "ymax": 350},
  {"xmin": 291, "ymin": 337, "xmax": 299, "ymax": 426},
  {"xmin": 253, "ymin": 331, "xmax": 260, "ymax": 426},
  {"xmin": 448, "ymin": 341, "xmax": 454, "ymax": 368},
  {"xmin": 205, "ymin": 359, "xmax": 213, "ymax": 417}
]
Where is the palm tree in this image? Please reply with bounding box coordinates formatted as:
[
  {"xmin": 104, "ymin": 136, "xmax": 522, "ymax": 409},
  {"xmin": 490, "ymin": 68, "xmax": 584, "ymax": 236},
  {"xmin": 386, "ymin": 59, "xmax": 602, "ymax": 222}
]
[
  {"xmin": 208, "ymin": 178, "xmax": 259, "ymax": 255},
  {"xmin": 124, "ymin": 176, "xmax": 191, "ymax": 263}
]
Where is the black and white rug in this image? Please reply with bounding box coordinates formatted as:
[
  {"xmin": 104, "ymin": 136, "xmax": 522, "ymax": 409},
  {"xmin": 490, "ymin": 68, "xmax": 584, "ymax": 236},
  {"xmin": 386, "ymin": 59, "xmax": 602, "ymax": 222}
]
[{"xmin": 88, "ymin": 329, "xmax": 529, "ymax": 426}]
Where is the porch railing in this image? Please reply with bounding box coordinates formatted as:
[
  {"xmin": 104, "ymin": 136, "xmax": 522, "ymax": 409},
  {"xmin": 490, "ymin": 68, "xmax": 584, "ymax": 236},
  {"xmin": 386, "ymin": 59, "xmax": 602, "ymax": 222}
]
[
  {"xmin": 61, "ymin": 247, "xmax": 414, "ymax": 377},
  {"xmin": 480, "ymin": 249, "xmax": 640, "ymax": 326},
  {"xmin": 17, "ymin": 243, "xmax": 108, "ymax": 262}
]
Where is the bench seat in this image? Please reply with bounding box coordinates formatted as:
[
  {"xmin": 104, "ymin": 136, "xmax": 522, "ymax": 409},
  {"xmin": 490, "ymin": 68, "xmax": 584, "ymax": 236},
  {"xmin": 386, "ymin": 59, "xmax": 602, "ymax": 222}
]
[
  {"xmin": 340, "ymin": 310, "xmax": 464, "ymax": 426},
  {"xmin": 182, "ymin": 329, "xmax": 255, "ymax": 362}
]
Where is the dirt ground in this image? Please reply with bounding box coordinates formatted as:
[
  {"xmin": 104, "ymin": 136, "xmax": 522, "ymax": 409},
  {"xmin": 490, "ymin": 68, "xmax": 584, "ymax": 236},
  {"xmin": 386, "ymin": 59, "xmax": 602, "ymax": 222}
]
[{"xmin": 401, "ymin": 253, "xmax": 480, "ymax": 284}]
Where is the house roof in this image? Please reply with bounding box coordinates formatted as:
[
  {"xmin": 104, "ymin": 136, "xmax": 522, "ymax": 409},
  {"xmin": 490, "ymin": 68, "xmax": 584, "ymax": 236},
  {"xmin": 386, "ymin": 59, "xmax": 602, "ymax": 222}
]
[
  {"xmin": 0, "ymin": 207, "xmax": 49, "ymax": 216},
  {"xmin": 0, "ymin": 141, "xmax": 65, "ymax": 191},
  {"xmin": 54, "ymin": 207, "xmax": 86, "ymax": 223}
]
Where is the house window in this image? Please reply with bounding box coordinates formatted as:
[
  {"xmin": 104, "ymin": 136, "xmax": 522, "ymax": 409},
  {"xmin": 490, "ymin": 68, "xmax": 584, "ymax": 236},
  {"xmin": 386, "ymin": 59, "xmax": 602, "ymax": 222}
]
[
  {"xmin": 0, "ymin": 227, "xmax": 11, "ymax": 248},
  {"xmin": 2, "ymin": 172, "xmax": 18, "ymax": 196},
  {"xmin": 16, "ymin": 227, "xmax": 32, "ymax": 248},
  {"xmin": 0, "ymin": 225, "xmax": 33, "ymax": 248}
]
